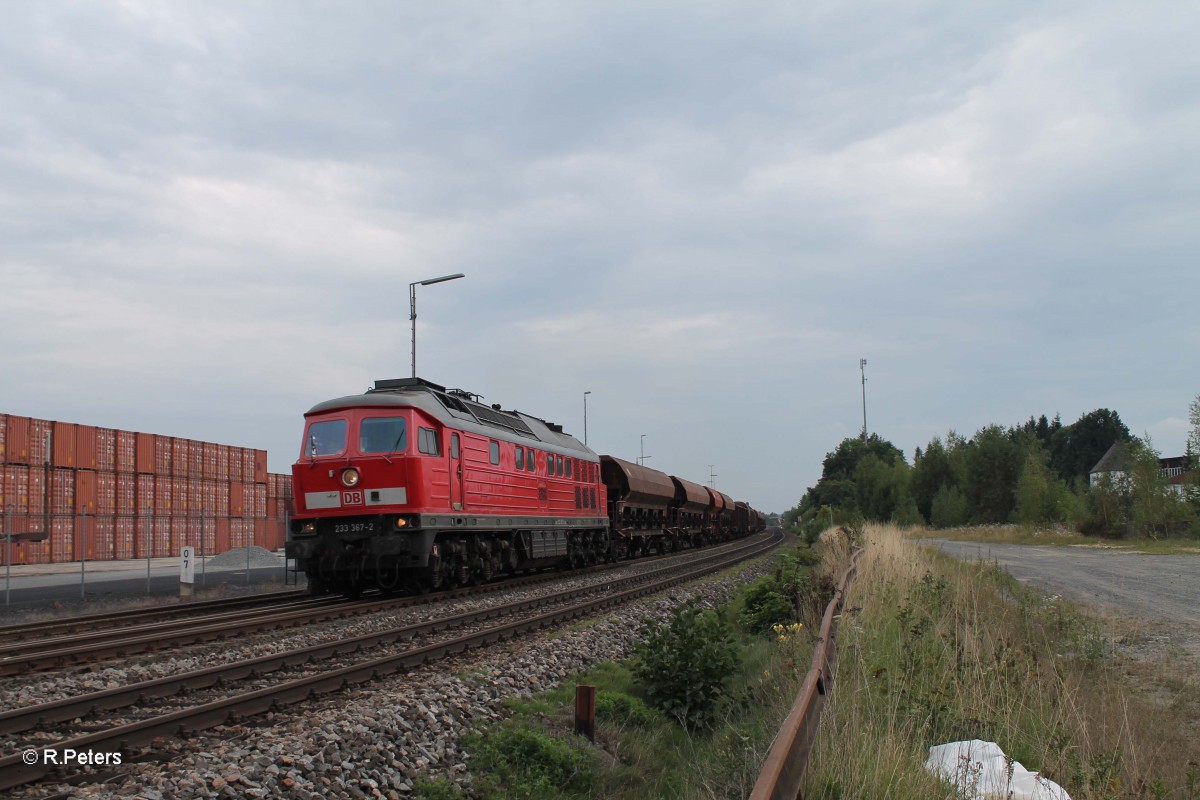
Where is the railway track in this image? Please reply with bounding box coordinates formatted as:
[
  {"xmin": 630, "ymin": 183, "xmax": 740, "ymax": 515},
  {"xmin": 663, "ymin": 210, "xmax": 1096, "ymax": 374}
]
[
  {"xmin": 0, "ymin": 539, "xmax": 758, "ymax": 676},
  {"xmin": 0, "ymin": 531, "xmax": 780, "ymax": 792},
  {"xmin": 0, "ymin": 588, "xmax": 311, "ymax": 644}
]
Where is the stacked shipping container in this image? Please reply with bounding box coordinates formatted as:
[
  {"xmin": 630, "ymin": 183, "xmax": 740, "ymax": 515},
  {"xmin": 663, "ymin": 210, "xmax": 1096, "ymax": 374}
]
[{"xmin": 0, "ymin": 413, "xmax": 295, "ymax": 565}]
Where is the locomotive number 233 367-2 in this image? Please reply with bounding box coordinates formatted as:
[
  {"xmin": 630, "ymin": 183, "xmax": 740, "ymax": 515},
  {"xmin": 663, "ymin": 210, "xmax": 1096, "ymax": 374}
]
[{"xmin": 333, "ymin": 522, "xmax": 376, "ymax": 534}]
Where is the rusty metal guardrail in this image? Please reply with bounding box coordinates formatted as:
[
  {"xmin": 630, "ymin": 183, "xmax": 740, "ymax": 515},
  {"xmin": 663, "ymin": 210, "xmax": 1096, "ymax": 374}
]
[{"xmin": 749, "ymin": 541, "xmax": 864, "ymax": 800}]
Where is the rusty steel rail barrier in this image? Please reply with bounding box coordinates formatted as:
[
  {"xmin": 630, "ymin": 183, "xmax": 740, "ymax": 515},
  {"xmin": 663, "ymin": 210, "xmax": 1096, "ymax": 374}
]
[{"xmin": 749, "ymin": 541, "xmax": 864, "ymax": 800}]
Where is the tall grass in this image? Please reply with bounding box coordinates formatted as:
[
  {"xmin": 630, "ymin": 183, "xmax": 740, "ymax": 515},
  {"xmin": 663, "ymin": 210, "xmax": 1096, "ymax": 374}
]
[{"xmin": 803, "ymin": 524, "xmax": 1200, "ymax": 800}]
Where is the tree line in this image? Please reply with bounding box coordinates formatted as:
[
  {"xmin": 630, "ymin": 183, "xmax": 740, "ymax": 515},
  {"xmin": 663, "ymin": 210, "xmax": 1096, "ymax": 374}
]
[{"xmin": 786, "ymin": 401, "xmax": 1200, "ymax": 539}]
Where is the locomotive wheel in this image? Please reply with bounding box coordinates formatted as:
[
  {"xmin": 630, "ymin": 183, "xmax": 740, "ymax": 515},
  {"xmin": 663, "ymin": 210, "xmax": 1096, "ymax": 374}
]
[{"xmin": 376, "ymin": 556, "xmax": 404, "ymax": 596}]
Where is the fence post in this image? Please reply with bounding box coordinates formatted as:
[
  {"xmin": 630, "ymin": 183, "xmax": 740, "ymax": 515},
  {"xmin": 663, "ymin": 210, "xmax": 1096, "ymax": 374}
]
[
  {"xmin": 80, "ymin": 509, "xmax": 87, "ymax": 600},
  {"xmin": 4, "ymin": 506, "xmax": 10, "ymax": 608},
  {"xmin": 574, "ymin": 685, "xmax": 596, "ymax": 742},
  {"xmin": 145, "ymin": 510, "xmax": 152, "ymax": 595}
]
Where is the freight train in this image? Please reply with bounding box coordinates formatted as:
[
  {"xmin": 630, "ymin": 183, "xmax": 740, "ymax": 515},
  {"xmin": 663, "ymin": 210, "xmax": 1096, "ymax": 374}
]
[{"xmin": 285, "ymin": 378, "xmax": 765, "ymax": 597}]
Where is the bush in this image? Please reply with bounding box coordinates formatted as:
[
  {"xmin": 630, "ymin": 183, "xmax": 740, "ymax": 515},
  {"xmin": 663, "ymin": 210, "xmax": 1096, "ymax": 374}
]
[
  {"xmin": 465, "ymin": 723, "xmax": 594, "ymax": 800},
  {"xmin": 740, "ymin": 577, "xmax": 797, "ymax": 634},
  {"xmin": 633, "ymin": 600, "xmax": 739, "ymax": 729},
  {"xmin": 595, "ymin": 689, "xmax": 659, "ymax": 727}
]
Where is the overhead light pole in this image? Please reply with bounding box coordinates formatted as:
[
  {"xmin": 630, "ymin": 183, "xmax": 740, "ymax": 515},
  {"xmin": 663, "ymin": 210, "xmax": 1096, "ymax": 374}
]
[
  {"xmin": 859, "ymin": 358, "xmax": 868, "ymax": 439},
  {"xmin": 583, "ymin": 391, "xmax": 591, "ymax": 446},
  {"xmin": 639, "ymin": 434, "xmax": 651, "ymax": 466},
  {"xmin": 709, "ymin": 464, "xmax": 717, "ymax": 487},
  {"xmin": 410, "ymin": 273, "xmax": 465, "ymax": 377}
]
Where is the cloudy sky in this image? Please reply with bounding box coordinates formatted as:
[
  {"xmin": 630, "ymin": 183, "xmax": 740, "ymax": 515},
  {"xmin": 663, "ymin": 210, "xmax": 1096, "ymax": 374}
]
[{"xmin": 2, "ymin": 1, "xmax": 1197, "ymax": 513}]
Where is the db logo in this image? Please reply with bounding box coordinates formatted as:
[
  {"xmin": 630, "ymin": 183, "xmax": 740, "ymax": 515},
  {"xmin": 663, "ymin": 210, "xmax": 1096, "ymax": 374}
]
[{"xmin": 342, "ymin": 491, "xmax": 364, "ymax": 505}]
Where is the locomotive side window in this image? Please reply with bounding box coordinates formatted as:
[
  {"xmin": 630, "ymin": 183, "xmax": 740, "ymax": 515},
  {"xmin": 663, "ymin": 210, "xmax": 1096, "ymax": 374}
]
[
  {"xmin": 556, "ymin": 455, "xmax": 563, "ymax": 476},
  {"xmin": 359, "ymin": 417, "xmax": 407, "ymax": 454},
  {"xmin": 489, "ymin": 441, "xmax": 500, "ymax": 465},
  {"xmin": 306, "ymin": 419, "xmax": 348, "ymax": 457},
  {"xmin": 565, "ymin": 458, "xmax": 572, "ymax": 478},
  {"xmin": 451, "ymin": 434, "xmax": 460, "ymax": 459},
  {"xmin": 526, "ymin": 448, "xmax": 535, "ymax": 472},
  {"xmin": 418, "ymin": 427, "xmax": 442, "ymax": 456},
  {"xmin": 515, "ymin": 446, "xmax": 524, "ymax": 470}
]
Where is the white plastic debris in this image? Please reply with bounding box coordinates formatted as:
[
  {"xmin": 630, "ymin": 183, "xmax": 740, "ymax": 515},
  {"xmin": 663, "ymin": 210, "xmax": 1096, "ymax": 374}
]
[{"xmin": 925, "ymin": 740, "xmax": 1071, "ymax": 800}]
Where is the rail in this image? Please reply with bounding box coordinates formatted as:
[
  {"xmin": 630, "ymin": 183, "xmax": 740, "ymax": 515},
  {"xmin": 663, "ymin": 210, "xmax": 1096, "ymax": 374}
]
[{"xmin": 749, "ymin": 541, "xmax": 863, "ymax": 800}]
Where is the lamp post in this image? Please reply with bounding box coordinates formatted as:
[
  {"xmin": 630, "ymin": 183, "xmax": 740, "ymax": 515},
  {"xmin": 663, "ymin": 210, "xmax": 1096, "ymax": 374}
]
[
  {"xmin": 583, "ymin": 391, "xmax": 591, "ymax": 446},
  {"xmin": 709, "ymin": 464, "xmax": 717, "ymax": 487},
  {"xmin": 859, "ymin": 358, "xmax": 868, "ymax": 439},
  {"xmin": 409, "ymin": 273, "xmax": 465, "ymax": 377},
  {"xmin": 639, "ymin": 435, "xmax": 651, "ymax": 466}
]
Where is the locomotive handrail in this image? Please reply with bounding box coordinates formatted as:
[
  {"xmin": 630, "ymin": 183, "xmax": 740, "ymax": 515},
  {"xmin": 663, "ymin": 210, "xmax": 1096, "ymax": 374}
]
[{"xmin": 749, "ymin": 537, "xmax": 863, "ymax": 800}]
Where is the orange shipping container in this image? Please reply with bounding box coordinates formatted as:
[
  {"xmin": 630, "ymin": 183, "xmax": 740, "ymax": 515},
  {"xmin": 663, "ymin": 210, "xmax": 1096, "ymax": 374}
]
[
  {"xmin": 0, "ymin": 413, "xmax": 7, "ymax": 463},
  {"xmin": 203, "ymin": 443, "xmax": 219, "ymax": 480},
  {"xmin": 51, "ymin": 516, "xmax": 74, "ymax": 562},
  {"xmin": 228, "ymin": 481, "xmax": 246, "ymax": 516},
  {"xmin": 216, "ymin": 445, "xmax": 230, "ymax": 481},
  {"xmin": 4, "ymin": 465, "xmax": 45, "ymax": 515},
  {"xmin": 117, "ymin": 431, "xmax": 135, "ymax": 472},
  {"xmin": 96, "ymin": 428, "xmax": 116, "ymax": 471},
  {"xmin": 79, "ymin": 515, "xmax": 115, "ymax": 561},
  {"xmin": 51, "ymin": 469, "xmax": 75, "ymax": 514},
  {"xmin": 154, "ymin": 435, "xmax": 172, "ymax": 475},
  {"xmin": 117, "ymin": 473, "xmax": 136, "ymax": 513},
  {"xmin": 52, "ymin": 422, "xmax": 77, "ymax": 468},
  {"xmin": 173, "ymin": 439, "xmax": 189, "ymax": 478},
  {"xmin": 214, "ymin": 518, "xmax": 231, "ymax": 554},
  {"xmin": 242, "ymin": 450, "xmax": 255, "ymax": 483},
  {"xmin": 5, "ymin": 415, "xmax": 28, "ymax": 464},
  {"xmin": 132, "ymin": 433, "xmax": 152, "ymax": 474},
  {"xmin": 116, "ymin": 517, "xmax": 136, "ymax": 560},
  {"xmin": 136, "ymin": 517, "xmax": 156, "ymax": 558},
  {"xmin": 228, "ymin": 447, "xmax": 243, "ymax": 482},
  {"xmin": 155, "ymin": 475, "xmax": 172, "ymax": 516},
  {"xmin": 172, "ymin": 478, "xmax": 189, "ymax": 516},
  {"xmin": 230, "ymin": 519, "xmax": 248, "ymax": 549},
  {"xmin": 97, "ymin": 471, "xmax": 116, "ymax": 515},
  {"xmin": 189, "ymin": 441, "xmax": 204, "ymax": 478},
  {"xmin": 154, "ymin": 518, "xmax": 172, "ymax": 558},
  {"xmin": 136, "ymin": 474, "xmax": 155, "ymax": 515},
  {"xmin": 254, "ymin": 450, "xmax": 268, "ymax": 484},
  {"xmin": 254, "ymin": 484, "xmax": 267, "ymax": 518},
  {"xmin": 75, "ymin": 470, "xmax": 98, "ymax": 514},
  {"xmin": 75, "ymin": 425, "xmax": 98, "ymax": 469},
  {"xmin": 171, "ymin": 518, "xmax": 187, "ymax": 553}
]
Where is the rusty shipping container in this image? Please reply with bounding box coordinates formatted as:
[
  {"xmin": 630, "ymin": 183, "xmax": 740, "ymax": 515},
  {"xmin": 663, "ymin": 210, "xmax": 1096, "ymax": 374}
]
[
  {"xmin": 116, "ymin": 473, "xmax": 136, "ymax": 513},
  {"xmin": 202, "ymin": 442, "xmax": 218, "ymax": 480},
  {"xmin": 115, "ymin": 516, "xmax": 136, "ymax": 560},
  {"xmin": 79, "ymin": 515, "xmax": 115, "ymax": 561},
  {"xmin": 75, "ymin": 470, "xmax": 97, "ymax": 514},
  {"xmin": 75, "ymin": 425, "xmax": 98, "ymax": 469},
  {"xmin": 131, "ymin": 433, "xmax": 152, "ymax": 474},
  {"xmin": 170, "ymin": 518, "xmax": 187, "ymax": 553},
  {"xmin": 136, "ymin": 474, "xmax": 155, "ymax": 515},
  {"xmin": 0, "ymin": 413, "xmax": 7, "ymax": 463},
  {"xmin": 228, "ymin": 446, "xmax": 243, "ymax": 482},
  {"xmin": 155, "ymin": 475, "xmax": 172, "ymax": 516},
  {"xmin": 154, "ymin": 435, "xmax": 173, "ymax": 475},
  {"xmin": 189, "ymin": 440, "xmax": 204, "ymax": 478},
  {"xmin": 241, "ymin": 449, "xmax": 255, "ymax": 483},
  {"xmin": 51, "ymin": 469, "xmax": 75, "ymax": 515},
  {"xmin": 155, "ymin": 518, "xmax": 172, "ymax": 558},
  {"xmin": 254, "ymin": 483, "xmax": 267, "ymax": 519},
  {"xmin": 253, "ymin": 450, "xmax": 268, "ymax": 484},
  {"xmin": 172, "ymin": 438, "xmax": 189, "ymax": 478},
  {"xmin": 187, "ymin": 478, "xmax": 202, "ymax": 515},
  {"xmin": 52, "ymin": 421, "xmax": 76, "ymax": 468},
  {"xmin": 214, "ymin": 518, "xmax": 231, "ymax": 554},
  {"xmin": 172, "ymin": 478, "xmax": 189, "ymax": 516},
  {"xmin": 51, "ymin": 516, "xmax": 73, "ymax": 562},
  {"xmin": 97, "ymin": 471, "xmax": 116, "ymax": 515},
  {"xmin": 216, "ymin": 445, "xmax": 230, "ymax": 481},
  {"xmin": 96, "ymin": 427, "xmax": 116, "ymax": 471}
]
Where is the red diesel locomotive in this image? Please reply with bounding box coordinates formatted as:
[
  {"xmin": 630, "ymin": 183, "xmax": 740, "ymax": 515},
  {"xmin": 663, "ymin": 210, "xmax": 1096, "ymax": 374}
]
[{"xmin": 287, "ymin": 378, "xmax": 763, "ymax": 596}]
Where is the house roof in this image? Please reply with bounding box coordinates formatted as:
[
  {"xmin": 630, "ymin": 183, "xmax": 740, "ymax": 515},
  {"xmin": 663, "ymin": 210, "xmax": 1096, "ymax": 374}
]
[{"xmin": 1089, "ymin": 442, "xmax": 1129, "ymax": 475}]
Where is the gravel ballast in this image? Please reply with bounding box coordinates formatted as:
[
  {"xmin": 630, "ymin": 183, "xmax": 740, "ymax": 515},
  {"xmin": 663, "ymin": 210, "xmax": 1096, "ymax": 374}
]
[{"xmin": 11, "ymin": 552, "xmax": 773, "ymax": 799}]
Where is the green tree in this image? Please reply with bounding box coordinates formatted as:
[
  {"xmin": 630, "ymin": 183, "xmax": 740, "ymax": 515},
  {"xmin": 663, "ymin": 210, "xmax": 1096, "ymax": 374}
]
[
  {"xmin": 964, "ymin": 425, "xmax": 1025, "ymax": 523},
  {"xmin": 911, "ymin": 436, "xmax": 955, "ymax": 523},
  {"xmin": 930, "ymin": 484, "xmax": 969, "ymax": 528},
  {"xmin": 1049, "ymin": 408, "xmax": 1131, "ymax": 481},
  {"xmin": 1015, "ymin": 447, "xmax": 1059, "ymax": 527}
]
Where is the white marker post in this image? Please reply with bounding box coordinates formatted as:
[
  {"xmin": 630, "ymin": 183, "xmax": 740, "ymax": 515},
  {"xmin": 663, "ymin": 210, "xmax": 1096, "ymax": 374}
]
[{"xmin": 180, "ymin": 545, "xmax": 195, "ymax": 600}]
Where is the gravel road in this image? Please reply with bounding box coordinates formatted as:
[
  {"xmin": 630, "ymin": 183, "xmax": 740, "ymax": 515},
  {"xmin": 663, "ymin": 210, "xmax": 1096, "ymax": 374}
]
[{"xmin": 922, "ymin": 539, "xmax": 1200, "ymax": 656}]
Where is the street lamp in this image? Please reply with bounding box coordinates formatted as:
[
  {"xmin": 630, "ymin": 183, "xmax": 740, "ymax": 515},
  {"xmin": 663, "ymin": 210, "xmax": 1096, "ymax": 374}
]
[
  {"xmin": 583, "ymin": 391, "xmax": 591, "ymax": 446},
  {"xmin": 639, "ymin": 434, "xmax": 651, "ymax": 466},
  {"xmin": 859, "ymin": 358, "xmax": 868, "ymax": 439},
  {"xmin": 409, "ymin": 273, "xmax": 465, "ymax": 377}
]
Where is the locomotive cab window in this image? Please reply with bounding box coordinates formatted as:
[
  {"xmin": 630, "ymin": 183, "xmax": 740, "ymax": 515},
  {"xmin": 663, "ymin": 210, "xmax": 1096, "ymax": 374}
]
[
  {"xmin": 359, "ymin": 417, "xmax": 407, "ymax": 454},
  {"xmin": 490, "ymin": 441, "xmax": 500, "ymax": 465},
  {"xmin": 526, "ymin": 448, "xmax": 535, "ymax": 472},
  {"xmin": 565, "ymin": 458, "xmax": 572, "ymax": 478},
  {"xmin": 515, "ymin": 446, "xmax": 524, "ymax": 470},
  {"xmin": 556, "ymin": 455, "xmax": 563, "ymax": 476},
  {"xmin": 305, "ymin": 419, "xmax": 348, "ymax": 457},
  {"xmin": 418, "ymin": 427, "xmax": 442, "ymax": 456}
]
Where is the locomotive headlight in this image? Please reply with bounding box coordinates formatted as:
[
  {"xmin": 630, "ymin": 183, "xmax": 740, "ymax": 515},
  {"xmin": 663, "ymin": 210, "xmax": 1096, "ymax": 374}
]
[
  {"xmin": 341, "ymin": 468, "xmax": 361, "ymax": 487},
  {"xmin": 395, "ymin": 516, "xmax": 407, "ymax": 528}
]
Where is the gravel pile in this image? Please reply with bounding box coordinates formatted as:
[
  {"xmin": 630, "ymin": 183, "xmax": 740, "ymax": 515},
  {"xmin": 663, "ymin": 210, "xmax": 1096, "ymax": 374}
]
[
  {"xmin": 14, "ymin": 554, "xmax": 771, "ymax": 799},
  {"xmin": 205, "ymin": 546, "xmax": 284, "ymax": 569}
]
